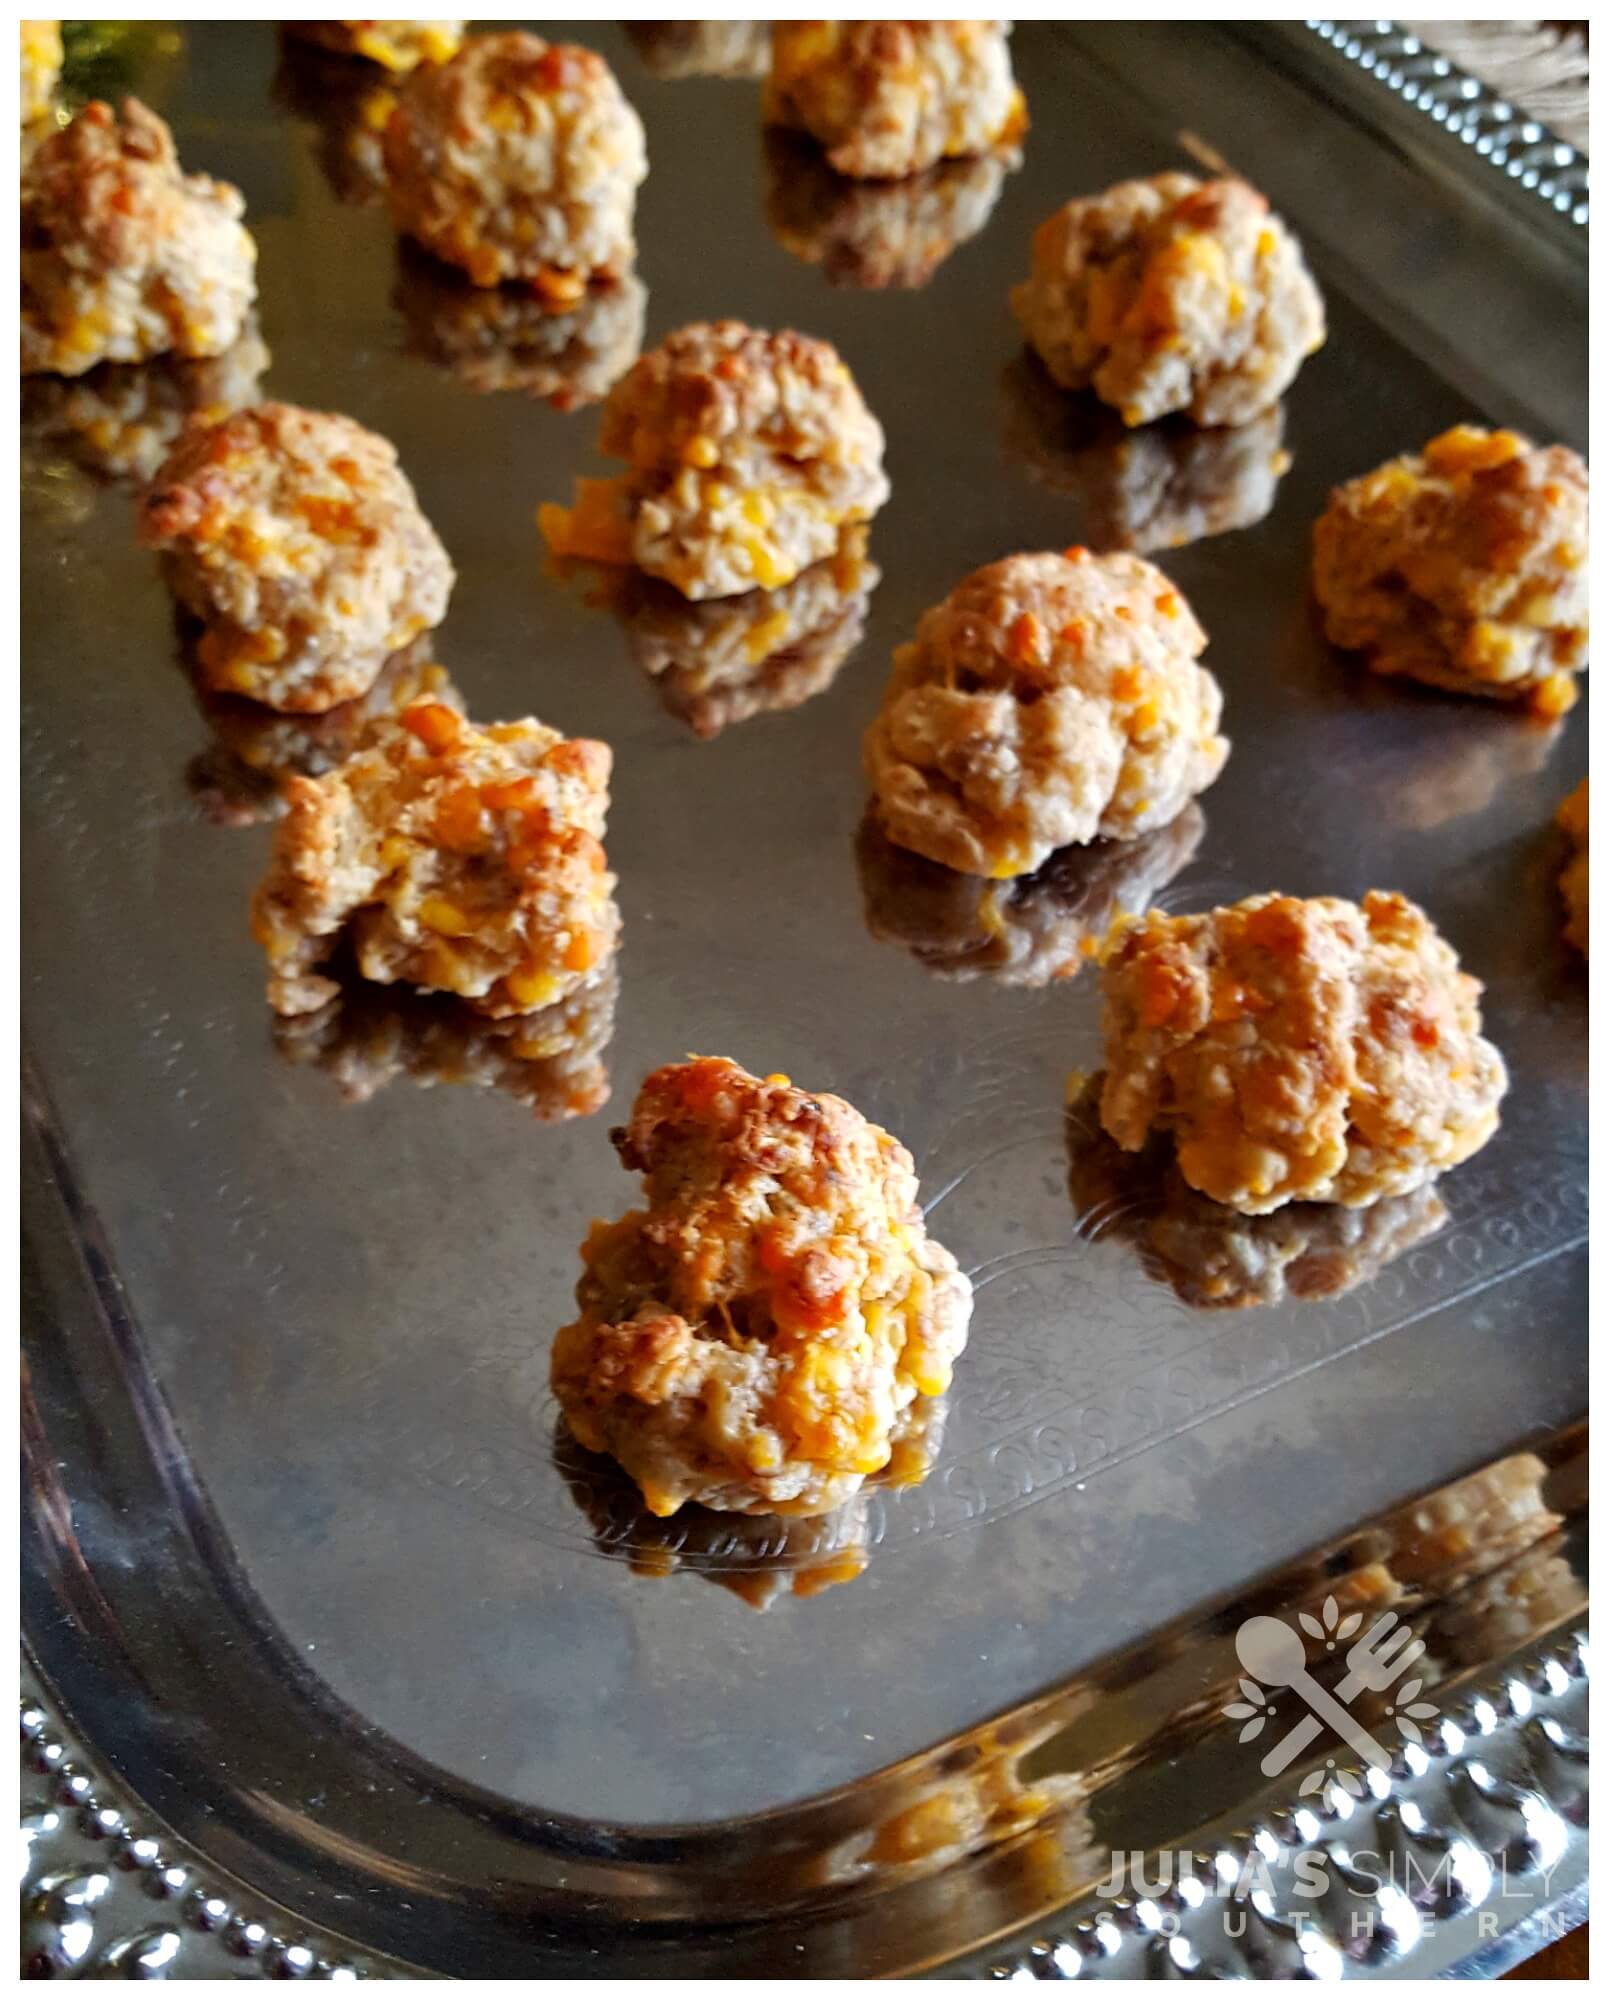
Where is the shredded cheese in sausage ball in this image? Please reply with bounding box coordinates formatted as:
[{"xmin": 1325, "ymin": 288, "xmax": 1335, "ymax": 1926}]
[
  {"xmin": 1013, "ymin": 173, "xmax": 1324, "ymax": 429},
  {"xmin": 541, "ymin": 319, "xmax": 889, "ymax": 600},
  {"xmin": 252, "ymin": 699, "xmax": 618, "ymax": 1019},
  {"xmin": 765, "ymin": 20, "xmax": 1026, "ymax": 181},
  {"xmin": 22, "ymin": 98, "xmax": 258, "ymax": 378},
  {"xmin": 551, "ymin": 1057, "xmax": 972, "ymax": 1519},
  {"xmin": 383, "ymin": 30, "xmax": 646, "ymax": 296},
  {"xmin": 1313, "ymin": 425, "xmax": 1589, "ymax": 720},
  {"xmin": 1098, "ymin": 890, "xmax": 1508, "ymax": 1214},
  {"xmin": 864, "ymin": 548, "xmax": 1228, "ymax": 879},
  {"xmin": 285, "ymin": 20, "xmax": 464, "ymax": 72},
  {"xmin": 20, "ymin": 20, "xmax": 63, "ymax": 125},
  {"xmin": 1557, "ymin": 779, "xmax": 1588, "ymax": 959},
  {"xmin": 139, "ymin": 402, "xmax": 455, "ymax": 713}
]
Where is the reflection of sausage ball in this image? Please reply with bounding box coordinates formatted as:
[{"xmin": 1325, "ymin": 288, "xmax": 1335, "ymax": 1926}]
[
  {"xmin": 1557, "ymin": 779, "xmax": 1588, "ymax": 958},
  {"xmin": 1099, "ymin": 891, "xmax": 1508, "ymax": 1214},
  {"xmin": 610, "ymin": 527, "xmax": 879, "ymax": 737},
  {"xmin": 274, "ymin": 38, "xmax": 402, "ymax": 205},
  {"xmin": 139, "ymin": 402, "xmax": 455, "ymax": 712},
  {"xmin": 766, "ymin": 131, "xmax": 1013, "ymax": 290},
  {"xmin": 184, "ymin": 642, "xmax": 459, "ymax": 828},
  {"xmin": 551, "ymin": 1057, "xmax": 972, "ymax": 1519},
  {"xmin": 541, "ymin": 319, "xmax": 889, "ymax": 599},
  {"xmin": 22, "ymin": 99, "xmax": 257, "ymax": 377},
  {"xmin": 21, "ymin": 321, "xmax": 267, "ymax": 485},
  {"xmin": 1313, "ymin": 425, "xmax": 1589, "ymax": 720},
  {"xmin": 1014, "ymin": 173, "xmax": 1324, "ymax": 428},
  {"xmin": 1066, "ymin": 1073, "xmax": 1447, "ymax": 1310},
  {"xmin": 285, "ymin": 21, "xmax": 464, "ymax": 72},
  {"xmin": 20, "ymin": 20, "xmax": 62, "ymax": 123},
  {"xmin": 859, "ymin": 801, "xmax": 1203, "ymax": 986},
  {"xmin": 765, "ymin": 20, "xmax": 1025, "ymax": 181},
  {"xmin": 1001, "ymin": 357, "xmax": 1290, "ymax": 554},
  {"xmin": 864, "ymin": 549, "xmax": 1227, "ymax": 879},
  {"xmin": 275, "ymin": 951, "xmax": 616, "ymax": 1122},
  {"xmin": 626, "ymin": 20, "xmax": 769, "ymax": 81},
  {"xmin": 394, "ymin": 248, "xmax": 644, "ymax": 405},
  {"xmin": 252, "ymin": 699, "xmax": 618, "ymax": 1018},
  {"xmin": 383, "ymin": 31, "xmax": 646, "ymax": 295}
]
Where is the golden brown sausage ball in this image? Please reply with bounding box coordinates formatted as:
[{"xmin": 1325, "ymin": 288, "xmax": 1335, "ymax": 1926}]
[
  {"xmin": 20, "ymin": 20, "xmax": 63, "ymax": 124},
  {"xmin": 1098, "ymin": 890, "xmax": 1508, "ymax": 1214},
  {"xmin": 541, "ymin": 319, "xmax": 889, "ymax": 600},
  {"xmin": 285, "ymin": 20, "xmax": 464, "ymax": 72},
  {"xmin": 139, "ymin": 402, "xmax": 455, "ymax": 713},
  {"xmin": 551, "ymin": 1057, "xmax": 972, "ymax": 1518},
  {"xmin": 864, "ymin": 548, "xmax": 1227, "ymax": 879},
  {"xmin": 1313, "ymin": 425, "xmax": 1588, "ymax": 720},
  {"xmin": 1013, "ymin": 173, "xmax": 1324, "ymax": 428},
  {"xmin": 252, "ymin": 699, "xmax": 618, "ymax": 1019},
  {"xmin": 22, "ymin": 98, "xmax": 257, "ymax": 377}
]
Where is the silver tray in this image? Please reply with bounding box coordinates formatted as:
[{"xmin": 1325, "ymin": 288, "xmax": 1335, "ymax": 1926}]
[{"xmin": 21, "ymin": 20, "xmax": 1587, "ymax": 1980}]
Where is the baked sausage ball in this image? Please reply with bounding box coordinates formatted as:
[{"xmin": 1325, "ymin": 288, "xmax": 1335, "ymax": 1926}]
[
  {"xmin": 1013, "ymin": 173, "xmax": 1325, "ymax": 429},
  {"xmin": 383, "ymin": 31, "xmax": 646, "ymax": 296},
  {"xmin": 22, "ymin": 99, "xmax": 257, "ymax": 378},
  {"xmin": 184, "ymin": 641, "xmax": 459, "ymax": 829},
  {"xmin": 1557, "ymin": 778, "xmax": 1588, "ymax": 958},
  {"xmin": 1001, "ymin": 357, "xmax": 1291, "ymax": 554},
  {"xmin": 765, "ymin": 20, "xmax": 1026, "ymax": 181},
  {"xmin": 20, "ymin": 19, "xmax": 62, "ymax": 124},
  {"xmin": 21, "ymin": 321, "xmax": 268, "ymax": 486},
  {"xmin": 608, "ymin": 527, "xmax": 879, "ymax": 737},
  {"xmin": 626, "ymin": 20, "xmax": 769, "ymax": 81},
  {"xmin": 139, "ymin": 402, "xmax": 455, "ymax": 713},
  {"xmin": 394, "ymin": 249, "xmax": 645, "ymax": 406},
  {"xmin": 1098, "ymin": 890, "xmax": 1508, "ymax": 1214},
  {"xmin": 1066, "ymin": 1074, "xmax": 1447, "ymax": 1311},
  {"xmin": 858, "ymin": 800, "xmax": 1203, "ymax": 986},
  {"xmin": 1312, "ymin": 425, "xmax": 1589, "ymax": 719},
  {"xmin": 766, "ymin": 131, "xmax": 1013, "ymax": 290},
  {"xmin": 864, "ymin": 548, "xmax": 1228, "ymax": 879},
  {"xmin": 551, "ymin": 1056, "xmax": 972, "ymax": 1519},
  {"xmin": 285, "ymin": 20, "xmax": 464, "ymax": 71},
  {"xmin": 253, "ymin": 699, "xmax": 618, "ymax": 1019},
  {"xmin": 275, "ymin": 951, "xmax": 616, "ymax": 1122},
  {"xmin": 541, "ymin": 319, "xmax": 890, "ymax": 600}
]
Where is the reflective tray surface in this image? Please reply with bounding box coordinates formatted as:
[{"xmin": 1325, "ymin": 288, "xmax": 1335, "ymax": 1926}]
[{"xmin": 21, "ymin": 19, "xmax": 1587, "ymax": 1978}]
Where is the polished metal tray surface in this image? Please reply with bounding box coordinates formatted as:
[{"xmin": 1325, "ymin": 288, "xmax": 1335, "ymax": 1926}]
[{"xmin": 21, "ymin": 20, "xmax": 1587, "ymax": 1979}]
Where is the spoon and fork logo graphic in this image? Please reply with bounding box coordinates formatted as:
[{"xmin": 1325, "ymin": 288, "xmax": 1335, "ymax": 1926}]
[{"xmin": 1227, "ymin": 1595, "xmax": 1437, "ymax": 1795}]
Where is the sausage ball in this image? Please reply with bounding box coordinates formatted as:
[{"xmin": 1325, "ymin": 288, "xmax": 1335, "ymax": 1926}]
[
  {"xmin": 626, "ymin": 21, "xmax": 769, "ymax": 81},
  {"xmin": 607, "ymin": 527, "xmax": 879, "ymax": 737},
  {"xmin": 765, "ymin": 20, "xmax": 1026, "ymax": 181},
  {"xmin": 858, "ymin": 800, "xmax": 1203, "ymax": 986},
  {"xmin": 394, "ymin": 249, "xmax": 645, "ymax": 406},
  {"xmin": 541, "ymin": 319, "xmax": 890, "ymax": 599},
  {"xmin": 766, "ymin": 131, "xmax": 1013, "ymax": 290},
  {"xmin": 275, "ymin": 951, "xmax": 616, "ymax": 1122},
  {"xmin": 22, "ymin": 99, "xmax": 257, "ymax": 378},
  {"xmin": 21, "ymin": 321, "xmax": 268, "ymax": 486},
  {"xmin": 1312, "ymin": 425, "xmax": 1589, "ymax": 720},
  {"xmin": 1098, "ymin": 890, "xmax": 1509, "ymax": 1214},
  {"xmin": 864, "ymin": 548, "xmax": 1228, "ymax": 879},
  {"xmin": 285, "ymin": 20, "xmax": 464, "ymax": 71},
  {"xmin": 1001, "ymin": 357, "xmax": 1291, "ymax": 554},
  {"xmin": 551, "ymin": 1056, "xmax": 972, "ymax": 1519},
  {"xmin": 1066, "ymin": 1073, "xmax": 1447, "ymax": 1311},
  {"xmin": 1013, "ymin": 173, "xmax": 1325, "ymax": 428},
  {"xmin": 1557, "ymin": 779, "xmax": 1588, "ymax": 958},
  {"xmin": 252, "ymin": 698, "xmax": 618, "ymax": 1018},
  {"xmin": 184, "ymin": 642, "xmax": 460, "ymax": 829},
  {"xmin": 20, "ymin": 19, "xmax": 62, "ymax": 124},
  {"xmin": 383, "ymin": 31, "xmax": 646, "ymax": 296},
  {"xmin": 139, "ymin": 402, "xmax": 455, "ymax": 713}
]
